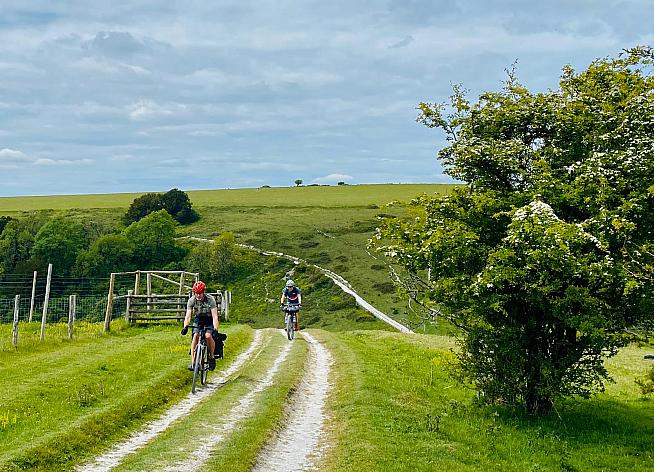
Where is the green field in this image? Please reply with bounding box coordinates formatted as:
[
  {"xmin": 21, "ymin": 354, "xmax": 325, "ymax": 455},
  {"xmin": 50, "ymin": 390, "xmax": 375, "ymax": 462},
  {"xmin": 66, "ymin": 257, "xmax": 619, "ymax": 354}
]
[
  {"xmin": 0, "ymin": 184, "xmax": 455, "ymax": 212},
  {"xmin": 0, "ymin": 184, "xmax": 456, "ymax": 332},
  {"xmin": 2, "ymin": 184, "xmax": 653, "ymax": 470},
  {"xmin": 1, "ymin": 324, "xmax": 652, "ymax": 471}
]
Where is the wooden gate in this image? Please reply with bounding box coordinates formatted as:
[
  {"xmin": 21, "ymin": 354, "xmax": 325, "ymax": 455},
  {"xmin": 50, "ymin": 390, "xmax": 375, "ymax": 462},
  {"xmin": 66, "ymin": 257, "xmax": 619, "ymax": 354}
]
[{"xmin": 103, "ymin": 270, "xmax": 228, "ymax": 330}]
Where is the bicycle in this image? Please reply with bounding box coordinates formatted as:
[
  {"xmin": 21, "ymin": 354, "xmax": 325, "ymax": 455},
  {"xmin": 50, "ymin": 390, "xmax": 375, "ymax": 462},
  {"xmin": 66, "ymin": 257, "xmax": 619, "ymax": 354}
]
[
  {"xmin": 281, "ymin": 304, "xmax": 300, "ymax": 341},
  {"xmin": 185, "ymin": 324, "xmax": 215, "ymax": 394}
]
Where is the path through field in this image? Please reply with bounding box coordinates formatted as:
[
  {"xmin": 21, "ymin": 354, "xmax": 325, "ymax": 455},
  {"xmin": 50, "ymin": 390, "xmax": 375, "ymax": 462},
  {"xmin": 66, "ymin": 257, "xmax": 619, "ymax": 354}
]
[
  {"xmin": 179, "ymin": 236, "xmax": 413, "ymax": 333},
  {"xmin": 76, "ymin": 329, "xmax": 334, "ymax": 471},
  {"xmin": 76, "ymin": 330, "xmax": 265, "ymax": 472},
  {"xmin": 252, "ymin": 331, "xmax": 333, "ymax": 472}
]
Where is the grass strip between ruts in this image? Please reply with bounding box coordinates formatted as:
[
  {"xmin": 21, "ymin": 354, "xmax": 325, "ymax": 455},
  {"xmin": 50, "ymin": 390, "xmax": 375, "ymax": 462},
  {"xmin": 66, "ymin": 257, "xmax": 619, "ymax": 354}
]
[{"xmin": 110, "ymin": 329, "xmax": 306, "ymax": 471}]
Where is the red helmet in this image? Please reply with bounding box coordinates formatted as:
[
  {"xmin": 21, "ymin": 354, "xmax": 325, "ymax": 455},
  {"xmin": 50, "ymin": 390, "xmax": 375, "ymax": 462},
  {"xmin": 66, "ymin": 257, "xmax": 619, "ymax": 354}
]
[{"xmin": 192, "ymin": 280, "xmax": 206, "ymax": 294}]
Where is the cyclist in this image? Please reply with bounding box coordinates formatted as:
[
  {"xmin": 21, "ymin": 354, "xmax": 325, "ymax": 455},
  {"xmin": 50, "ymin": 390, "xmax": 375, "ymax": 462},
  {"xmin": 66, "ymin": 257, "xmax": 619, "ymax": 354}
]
[
  {"xmin": 181, "ymin": 281, "xmax": 219, "ymax": 371},
  {"xmin": 280, "ymin": 279, "xmax": 302, "ymax": 330}
]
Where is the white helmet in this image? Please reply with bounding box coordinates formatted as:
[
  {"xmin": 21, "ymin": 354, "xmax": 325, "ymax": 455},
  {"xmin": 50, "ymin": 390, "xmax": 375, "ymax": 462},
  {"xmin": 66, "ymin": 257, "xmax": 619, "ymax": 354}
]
[{"xmin": 286, "ymin": 279, "xmax": 295, "ymax": 287}]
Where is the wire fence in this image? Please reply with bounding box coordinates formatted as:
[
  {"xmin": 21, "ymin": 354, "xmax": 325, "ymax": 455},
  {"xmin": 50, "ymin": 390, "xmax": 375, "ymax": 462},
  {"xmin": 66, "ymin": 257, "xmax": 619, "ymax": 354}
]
[{"xmin": 0, "ymin": 295, "xmax": 126, "ymax": 324}]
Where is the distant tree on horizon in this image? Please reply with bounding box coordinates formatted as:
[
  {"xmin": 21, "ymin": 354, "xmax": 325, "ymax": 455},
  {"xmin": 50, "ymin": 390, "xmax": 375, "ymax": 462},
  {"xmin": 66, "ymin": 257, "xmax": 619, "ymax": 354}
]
[{"xmin": 294, "ymin": 179, "xmax": 303, "ymax": 187}]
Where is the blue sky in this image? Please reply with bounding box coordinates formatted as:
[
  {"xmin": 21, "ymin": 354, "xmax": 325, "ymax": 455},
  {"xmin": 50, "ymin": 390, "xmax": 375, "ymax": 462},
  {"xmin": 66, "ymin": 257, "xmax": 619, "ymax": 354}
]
[{"xmin": 0, "ymin": 1, "xmax": 652, "ymax": 196}]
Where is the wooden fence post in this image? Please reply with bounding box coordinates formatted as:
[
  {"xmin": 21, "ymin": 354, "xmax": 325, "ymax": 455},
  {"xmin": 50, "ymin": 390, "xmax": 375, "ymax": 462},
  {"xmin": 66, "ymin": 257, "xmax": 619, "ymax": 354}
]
[
  {"xmin": 147, "ymin": 272, "xmax": 152, "ymax": 311},
  {"xmin": 222, "ymin": 290, "xmax": 230, "ymax": 322},
  {"xmin": 12, "ymin": 295, "xmax": 20, "ymax": 346},
  {"xmin": 40, "ymin": 263, "xmax": 52, "ymax": 340},
  {"xmin": 125, "ymin": 290, "xmax": 133, "ymax": 323},
  {"xmin": 178, "ymin": 272, "xmax": 185, "ymax": 295},
  {"xmin": 28, "ymin": 271, "xmax": 37, "ymax": 323},
  {"xmin": 68, "ymin": 294, "xmax": 76, "ymax": 339},
  {"xmin": 134, "ymin": 270, "xmax": 140, "ymax": 295},
  {"xmin": 104, "ymin": 273, "xmax": 115, "ymax": 332}
]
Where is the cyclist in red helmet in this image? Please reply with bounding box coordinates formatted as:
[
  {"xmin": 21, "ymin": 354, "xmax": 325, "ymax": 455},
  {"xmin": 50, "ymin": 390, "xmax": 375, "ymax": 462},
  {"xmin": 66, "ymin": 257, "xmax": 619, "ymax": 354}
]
[{"xmin": 181, "ymin": 280, "xmax": 220, "ymax": 371}]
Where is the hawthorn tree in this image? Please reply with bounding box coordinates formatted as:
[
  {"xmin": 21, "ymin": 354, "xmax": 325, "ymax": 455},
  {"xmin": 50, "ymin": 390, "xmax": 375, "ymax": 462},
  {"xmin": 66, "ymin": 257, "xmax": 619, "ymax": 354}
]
[{"xmin": 374, "ymin": 48, "xmax": 654, "ymax": 414}]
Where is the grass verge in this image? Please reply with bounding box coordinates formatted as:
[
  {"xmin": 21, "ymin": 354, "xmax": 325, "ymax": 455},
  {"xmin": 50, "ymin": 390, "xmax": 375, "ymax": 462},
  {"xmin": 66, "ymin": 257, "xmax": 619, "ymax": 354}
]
[
  {"xmin": 315, "ymin": 330, "xmax": 654, "ymax": 471},
  {"xmin": 0, "ymin": 322, "xmax": 251, "ymax": 471}
]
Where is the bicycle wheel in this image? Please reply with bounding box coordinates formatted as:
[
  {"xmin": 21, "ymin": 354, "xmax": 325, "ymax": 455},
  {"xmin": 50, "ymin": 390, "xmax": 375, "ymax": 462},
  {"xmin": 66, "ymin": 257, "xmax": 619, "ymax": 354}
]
[
  {"xmin": 286, "ymin": 314, "xmax": 294, "ymax": 341},
  {"xmin": 192, "ymin": 344, "xmax": 204, "ymax": 394},
  {"xmin": 201, "ymin": 346, "xmax": 209, "ymax": 385}
]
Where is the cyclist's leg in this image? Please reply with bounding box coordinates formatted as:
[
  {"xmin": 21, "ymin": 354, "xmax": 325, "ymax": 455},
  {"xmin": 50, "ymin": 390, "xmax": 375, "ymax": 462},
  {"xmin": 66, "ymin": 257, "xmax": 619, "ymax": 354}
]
[
  {"xmin": 190, "ymin": 332, "xmax": 200, "ymax": 368},
  {"xmin": 206, "ymin": 331, "xmax": 215, "ymax": 358},
  {"xmin": 205, "ymin": 331, "xmax": 216, "ymax": 370}
]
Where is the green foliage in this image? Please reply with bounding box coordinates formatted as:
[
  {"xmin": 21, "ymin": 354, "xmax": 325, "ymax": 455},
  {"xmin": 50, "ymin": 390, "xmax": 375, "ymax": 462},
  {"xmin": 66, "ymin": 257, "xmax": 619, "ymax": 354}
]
[
  {"xmin": 375, "ymin": 48, "xmax": 654, "ymax": 414},
  {"xmin": 32, "ymin": 217, "xmax": 88, "ymax": 275},
  {"xmin": 211, "ymin": 232, "xmax": 236, "ymax": 283},
  {"xmin": 123, "ymin": 189, "xmax": 198, "ymax": 225},
  {"xmin": 294, "ymin": 179, "xmax": 303, "ymax": 187},
  {"xmin": 319, "ymin": 330, "xmax": 654, "ymax": 471},
  {"xmin": 161, "ymin": 188, "xmax": 199, "ymax": 224},
  {"xmin": 0, "ymin": 216, "xmax": 13, "ymax": 235},
  {"xmin": 123, "ymin": 210, "xmax": 184, "ymax": 269},
  {"xmin": 74, "ymin": 234, "xmax": 135, "ymax": 278},
  {"xmin": 0, "ymin": 214, "xmax": 47, "ymax": 275},
  {"xmin": 636, "ymin": 364, "xmax": 654, "ymax": 395},
  {"xmin": 123, "ymin": 192, "xmax": 163, "ymax": 224}
]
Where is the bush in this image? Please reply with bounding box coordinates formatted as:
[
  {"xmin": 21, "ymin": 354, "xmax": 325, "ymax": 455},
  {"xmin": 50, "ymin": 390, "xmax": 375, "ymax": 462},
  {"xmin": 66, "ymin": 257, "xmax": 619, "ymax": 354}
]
[
  {"xmin": 636, "ymin": 365, "xmax": 654, "ymax": 395},
  {"xmin": 372, "ymin": 282, "xmax": 396, "ymax": 294},
  {"xmin": 124, "ymin": 189, "xmax": 198, "ymax": 225},
  {"xmin": 0, "ymin": 216, "xmax": 14, "ymax": 235}
]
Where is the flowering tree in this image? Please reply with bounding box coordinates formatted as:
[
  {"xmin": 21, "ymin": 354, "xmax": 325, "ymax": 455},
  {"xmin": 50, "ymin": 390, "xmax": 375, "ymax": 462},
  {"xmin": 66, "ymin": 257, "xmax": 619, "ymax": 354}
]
[{"xmin": 374, "ymin": 48, "xmax": 654, "ymax": 414}]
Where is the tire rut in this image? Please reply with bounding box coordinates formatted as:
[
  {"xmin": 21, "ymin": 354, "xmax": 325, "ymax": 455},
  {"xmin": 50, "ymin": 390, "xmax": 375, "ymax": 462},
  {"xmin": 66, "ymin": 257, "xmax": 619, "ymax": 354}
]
[
  {"xmin": 252, "ymin": 331, "xmax": 333, "ymax": 472},
  {"xmin": 162, "ymin": 330, "xmax": 293, "ymax": 471},
  {"xmin": 76, "ymin": 329, "xmax": 265, "ymax": 472}
]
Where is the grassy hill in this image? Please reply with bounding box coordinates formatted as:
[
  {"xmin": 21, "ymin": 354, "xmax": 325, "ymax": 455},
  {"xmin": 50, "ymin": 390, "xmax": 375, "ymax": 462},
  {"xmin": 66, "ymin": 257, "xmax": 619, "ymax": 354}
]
[{"xmin": 0, "ymin": 184, "xmax": 457, "ymax": 333}]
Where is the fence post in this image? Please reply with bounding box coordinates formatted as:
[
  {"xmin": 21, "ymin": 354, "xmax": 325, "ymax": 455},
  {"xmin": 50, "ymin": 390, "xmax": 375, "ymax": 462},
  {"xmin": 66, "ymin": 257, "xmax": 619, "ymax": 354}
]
[
  {"xmin": 134, "ymin": 270, "xmax": 140, "ymax": 295},
  {"xmin": 104, "ymin": 273, "xmax": 115, "ymax": 332},
  {"xmin": 68, "ymin": 294, "xmax": 76, "ymax": 339},
  {"xmin": 12, "ymin": 295, "xmax": 20, "ymax": 346},
  {"xmin": 147, "ymin": 272, "xmax": 152, "ymax": 311},
  {"xmin": 222, "ymin": 290, "xmax": 230, "ymax": 322},
  {"xmin": 40, "ymin": 263, "xmax": 52, "ymax": 340},
  {"xmin": 29, "ymin": 271, "xmax": 37, "ymax": 323},
  {"xmin": 125, "ymin": 290, "xmax": 133, "ymax": 323}
]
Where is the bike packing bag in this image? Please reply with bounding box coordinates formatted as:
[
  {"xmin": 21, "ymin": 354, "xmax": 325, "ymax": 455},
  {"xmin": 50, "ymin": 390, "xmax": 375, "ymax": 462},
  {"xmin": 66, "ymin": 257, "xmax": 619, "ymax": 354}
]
[{"xmin": 211, "ymin": 331, "xmax": 227, "ymax": 358}]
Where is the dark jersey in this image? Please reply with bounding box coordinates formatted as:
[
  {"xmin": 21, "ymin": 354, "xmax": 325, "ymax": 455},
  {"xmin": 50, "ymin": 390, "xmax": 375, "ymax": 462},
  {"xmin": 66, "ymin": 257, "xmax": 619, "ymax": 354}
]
[{"xmin": 282, "ymin": 286, "xmax": 301, "ymax": 305}]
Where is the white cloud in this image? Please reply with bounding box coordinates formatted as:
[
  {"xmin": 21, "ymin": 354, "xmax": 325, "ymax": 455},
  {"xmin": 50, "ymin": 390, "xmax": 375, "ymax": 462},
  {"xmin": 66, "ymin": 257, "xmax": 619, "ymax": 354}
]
[
  {"xmin": 0, "ymin": 148, "xmax": 33, "ymax": 168},
  {"xmin": 33, "ymin": 158, "xmax": 92, "ymax": 166},
  {"xmin": 313, "ymin": 173, "xmax": 353, "ymax": 184},
  {"xmin": 128, "ymin": 100, "xmax": 187, "ymax": 121}
]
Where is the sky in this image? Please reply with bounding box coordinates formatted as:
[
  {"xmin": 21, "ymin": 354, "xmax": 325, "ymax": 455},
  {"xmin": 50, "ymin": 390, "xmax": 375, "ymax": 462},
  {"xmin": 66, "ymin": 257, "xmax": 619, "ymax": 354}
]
[{"xmin": 0, "ymin": 1, "xmax": 652, "ymax": 196}]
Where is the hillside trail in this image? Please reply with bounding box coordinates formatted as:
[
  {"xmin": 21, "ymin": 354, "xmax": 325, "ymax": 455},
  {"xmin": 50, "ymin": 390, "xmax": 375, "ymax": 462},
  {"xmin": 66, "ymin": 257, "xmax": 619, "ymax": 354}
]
[
  {"xmin": 76, "ymin": 329, "xmax": 335, "ymax": 472},
  {"xmin": 76, "ymin": 329, "xmax": 267, "ymax": 472},
  {"xmin": 180, "ymin": 236, "xmax": 413, "ymax": 333},
  {"xmin": 251, "ymin": 331, "xmax": 334, "ymax": 472}
]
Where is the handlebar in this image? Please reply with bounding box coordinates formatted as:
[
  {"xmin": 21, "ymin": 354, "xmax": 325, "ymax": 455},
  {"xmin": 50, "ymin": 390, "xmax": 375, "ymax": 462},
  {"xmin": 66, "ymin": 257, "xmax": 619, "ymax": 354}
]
[{"xmin": 181, "ymin": 324, "xmax": 216, "ymax": 335}]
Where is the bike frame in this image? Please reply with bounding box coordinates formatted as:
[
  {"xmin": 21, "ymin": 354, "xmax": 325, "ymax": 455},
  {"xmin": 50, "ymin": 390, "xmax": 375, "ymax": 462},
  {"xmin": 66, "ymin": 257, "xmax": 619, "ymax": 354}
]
[
  {"xmin": 190, "ymin": 324, "xmax": 214, "ymax": 393},
  {"xmin": 282, "ymin": 304, "xmax": 299, "ymax": 341}
]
